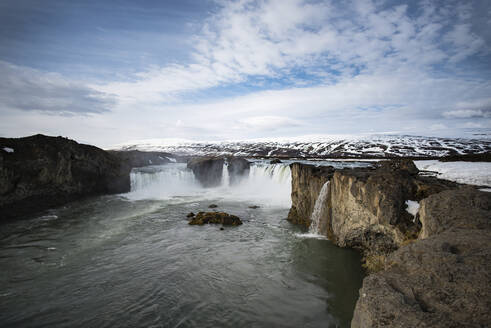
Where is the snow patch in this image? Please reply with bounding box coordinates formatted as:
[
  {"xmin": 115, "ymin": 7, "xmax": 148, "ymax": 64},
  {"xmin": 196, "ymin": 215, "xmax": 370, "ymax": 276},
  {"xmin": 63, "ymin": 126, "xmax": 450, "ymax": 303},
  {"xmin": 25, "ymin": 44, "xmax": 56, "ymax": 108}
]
[
  {"xmin": 2, "ymin": 147, "xmax": 14, "ymax": 153},
  {"xmin": 415, "ymin": 161, "xmax": 491, "ymax": 187},
  {"xmin": 405, "ymin": 200, "xmax": 420, "ymax": 217}
]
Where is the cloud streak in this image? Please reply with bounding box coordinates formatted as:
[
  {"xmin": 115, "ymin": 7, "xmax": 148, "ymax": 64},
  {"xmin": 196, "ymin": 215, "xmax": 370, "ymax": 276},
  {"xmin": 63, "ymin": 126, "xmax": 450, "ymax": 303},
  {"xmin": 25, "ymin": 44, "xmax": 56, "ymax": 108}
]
[{"xmin": 0, "ymin": 61, "xmax": 115, "ymax": 114}]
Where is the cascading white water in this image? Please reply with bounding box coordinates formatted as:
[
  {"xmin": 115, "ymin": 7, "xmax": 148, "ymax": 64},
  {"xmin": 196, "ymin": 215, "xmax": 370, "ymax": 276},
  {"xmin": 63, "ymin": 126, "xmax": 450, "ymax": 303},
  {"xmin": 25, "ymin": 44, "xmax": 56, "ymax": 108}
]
[
  {"xmin": 308, "ymin": 181, "xmax": 330, "ymax": 235},
  {"xmin": 128, "ymin": 163, "xmax": 200, "ymax": 200},
  {"xmin": 235, "ymin": 163, "xmax": 291, "ymax": 206},
  {"xmin": 126, "ymin": 161, "xmax": 292, "ymax": 207},
  {"xmin": 221, "ymin": 162, "xmax": 230, "ymax": 187}
]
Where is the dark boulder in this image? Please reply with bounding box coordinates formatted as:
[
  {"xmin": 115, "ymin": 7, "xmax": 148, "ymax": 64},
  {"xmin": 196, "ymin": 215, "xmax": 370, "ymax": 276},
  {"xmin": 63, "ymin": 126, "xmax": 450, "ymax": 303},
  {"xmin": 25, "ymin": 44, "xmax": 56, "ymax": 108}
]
[
  {"xmin": 188, "ymin": 212, "xmax": 242, "ymax": 226},
  {"xmin": 227, "ymin": 157, "xmax": 250, "ymax": 185},
  {"xmin": 186, "ymin": 212, "xmax": 195, "ymax": 218},
  {"xmin": 187, "ymin": 157, "xmax": 224, "ymax": 187},
  {"xmin": 378, "ymin": 159, "xmax": 419, "ymax": 176},
  {"xmin": 0, "ymin": 134, "xmax": 131, "ymax": 220},
  {"xmin": 208, "ymin": 204, "xmax": 218, "ymax": 208}
]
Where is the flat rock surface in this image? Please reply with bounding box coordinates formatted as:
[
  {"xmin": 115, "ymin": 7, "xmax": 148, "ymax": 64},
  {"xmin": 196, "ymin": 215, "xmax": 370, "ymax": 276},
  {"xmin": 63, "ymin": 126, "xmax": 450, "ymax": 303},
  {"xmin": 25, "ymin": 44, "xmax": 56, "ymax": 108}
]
[{"xmin": 352, "ymin": 229, "xmax": 491, "ymax": 328}]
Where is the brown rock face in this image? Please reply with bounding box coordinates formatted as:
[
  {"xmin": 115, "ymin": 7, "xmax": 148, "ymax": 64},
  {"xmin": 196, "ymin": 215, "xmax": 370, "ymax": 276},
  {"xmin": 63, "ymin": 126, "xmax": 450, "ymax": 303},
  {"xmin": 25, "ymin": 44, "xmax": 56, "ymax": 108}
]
[
  {"xmin": 352, "ymin": 228, "xmax": 491, "ymax": 328},
  {"xmin": 0, "ymin": 134, "xmax": 131, "ymax": 220},
  {"xmin": 418, "ymin": 187, "xmax": 491, "ymax": 239},
  {"xmin": 188, "ymin": 211, "xmax": 242, "ymax": 226},
  {"xmin": 287, "ymin": 160, "xmax": 491, "ymax": 327},
  {"xmin": 287, "ymin": 163, "xmax": 335, "ymax": 227},
  {"xmin": 288, "ymin": 161, "xmax": 455, "ymax": 250},
  {"xmin": 187, "ymin": 157, "xmax": 224, "ymax": 187}
]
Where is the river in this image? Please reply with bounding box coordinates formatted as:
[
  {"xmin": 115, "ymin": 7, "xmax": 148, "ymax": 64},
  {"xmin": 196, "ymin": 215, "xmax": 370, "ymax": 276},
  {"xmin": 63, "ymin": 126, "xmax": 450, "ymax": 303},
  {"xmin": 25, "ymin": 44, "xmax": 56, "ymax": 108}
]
[{"xmin": 0, "ymin": 161, "xmax": 366, "ymax": 327}]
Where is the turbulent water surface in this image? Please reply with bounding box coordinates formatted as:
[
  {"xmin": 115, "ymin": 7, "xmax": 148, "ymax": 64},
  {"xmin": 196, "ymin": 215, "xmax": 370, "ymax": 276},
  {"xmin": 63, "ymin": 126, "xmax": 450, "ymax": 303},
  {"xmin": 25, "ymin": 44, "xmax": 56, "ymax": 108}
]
[{"xmin": 0, "ymin": 162, "xmax": 365, "ymax": 328}]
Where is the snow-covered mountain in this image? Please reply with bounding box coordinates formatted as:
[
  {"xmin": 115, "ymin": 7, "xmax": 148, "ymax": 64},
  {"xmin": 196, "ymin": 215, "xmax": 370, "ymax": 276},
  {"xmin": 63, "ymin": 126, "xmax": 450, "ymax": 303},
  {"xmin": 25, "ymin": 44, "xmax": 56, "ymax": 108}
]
[{"xmin": 111, "ymin": 135, "xmax": 490, "ymax": 158}]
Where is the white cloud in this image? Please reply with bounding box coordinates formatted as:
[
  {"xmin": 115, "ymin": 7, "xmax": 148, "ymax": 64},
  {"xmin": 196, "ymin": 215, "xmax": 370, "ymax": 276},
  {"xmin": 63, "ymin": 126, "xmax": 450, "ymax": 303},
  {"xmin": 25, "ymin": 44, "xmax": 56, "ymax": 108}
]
[
  {"xmin": 96, "ymin": 0, "xmax": 488, "ymax": 105},
  {"xmin": 443, "ymin": 109, "xmax": 491, "ymax": 119},
  {"xmin": 239, "ymin": 116, "xmax": 302, "ymax": 130},
  {"xmin": 1, "ymin": 0, "xmax": 490, "ymax": 145},
  {"xmin": 0, "ymin": 61, "xmax": 114, "ymax": 114}
]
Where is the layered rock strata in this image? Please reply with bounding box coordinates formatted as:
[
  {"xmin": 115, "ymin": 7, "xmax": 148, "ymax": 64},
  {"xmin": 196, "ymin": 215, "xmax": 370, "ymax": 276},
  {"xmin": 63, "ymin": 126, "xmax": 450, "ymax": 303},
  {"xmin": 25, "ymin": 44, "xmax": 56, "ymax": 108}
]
[{"xmin": 0, "ymin": 134, "xmax": 131, "ymax": 220}]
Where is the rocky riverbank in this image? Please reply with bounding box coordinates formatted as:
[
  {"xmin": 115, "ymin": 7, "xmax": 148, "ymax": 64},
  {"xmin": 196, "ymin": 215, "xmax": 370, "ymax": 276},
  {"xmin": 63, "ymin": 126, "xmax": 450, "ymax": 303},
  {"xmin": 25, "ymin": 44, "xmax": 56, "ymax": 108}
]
[
  {"xmin": 287, "ymin": 160, "xmax": 491, "ymax": 327},
  {"xmin": 0, "ymin": 134, "xmax": 131, "ymax": 220}
]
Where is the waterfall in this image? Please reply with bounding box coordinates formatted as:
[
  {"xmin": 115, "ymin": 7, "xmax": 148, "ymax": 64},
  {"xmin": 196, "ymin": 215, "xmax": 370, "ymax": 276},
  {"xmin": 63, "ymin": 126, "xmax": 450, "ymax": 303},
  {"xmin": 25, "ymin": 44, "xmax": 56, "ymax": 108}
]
[
  {"xmin": 308, "ymin": 181, "xmax": 330, "ymax": 235},
  {"xmin": 221, "ymin": 162, "xmax": 230, "ymax": 187},
  {"xmin": 127, "ymin": 161, "xmax": 292, "ymax": 207},
  {"xmin": 128, "ymin": 163, "xmax": 199, "ymax": 200}
]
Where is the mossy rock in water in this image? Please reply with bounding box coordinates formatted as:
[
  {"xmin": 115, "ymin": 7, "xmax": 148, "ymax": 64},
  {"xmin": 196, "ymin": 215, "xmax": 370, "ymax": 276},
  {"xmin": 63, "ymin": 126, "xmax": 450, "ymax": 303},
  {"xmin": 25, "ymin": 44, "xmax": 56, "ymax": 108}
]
[{"xmin": 189, "ymin": 212, "xmax": 242, "ymax": 226}]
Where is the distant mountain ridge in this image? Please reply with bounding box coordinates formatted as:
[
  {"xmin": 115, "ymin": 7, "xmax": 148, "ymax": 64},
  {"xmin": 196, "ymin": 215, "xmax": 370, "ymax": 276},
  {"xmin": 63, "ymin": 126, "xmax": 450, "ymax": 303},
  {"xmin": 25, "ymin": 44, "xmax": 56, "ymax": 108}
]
[{"xmin": 112, "ymin": 135, "xmax": 491, "ymax": 158}]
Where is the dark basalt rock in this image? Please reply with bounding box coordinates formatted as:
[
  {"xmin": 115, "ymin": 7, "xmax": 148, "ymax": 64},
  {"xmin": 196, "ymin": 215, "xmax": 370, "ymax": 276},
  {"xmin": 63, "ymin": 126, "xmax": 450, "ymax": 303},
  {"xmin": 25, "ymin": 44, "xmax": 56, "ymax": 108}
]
[
  {"xmin": 378, "ymin": 158, "xmax": 419, "ymax": 176},
  {"xmin": 0, "ymin": 134, "xmax": 131, "ymax": 220},
  {"xmin": 186, "ymin": 212, "xmax": 195, "ymax": 218},
  {"xmin": 208, "ymin": 204, "xmax": 218, "ymax": 208},
  {"xmin": 270, "ymin": 159, "xmax": 282, "ymax": 164},
  {"xmin": 188, "ymin": 212, "xmax": 242, "ymax": 226},
  {"xmin": 108, "ymin": 150, "xmax": 173, "ymax": 167},
  {"xmin": 248, "ymin": 205, "xmax": 260, "ymax": 209},
  {"xmin": 187, "ymin": 157, "xmax": 224, "ymax": 187},
  {"xmin": 227, "ymin": 157, "xmax": 250, "ymax": 185}
]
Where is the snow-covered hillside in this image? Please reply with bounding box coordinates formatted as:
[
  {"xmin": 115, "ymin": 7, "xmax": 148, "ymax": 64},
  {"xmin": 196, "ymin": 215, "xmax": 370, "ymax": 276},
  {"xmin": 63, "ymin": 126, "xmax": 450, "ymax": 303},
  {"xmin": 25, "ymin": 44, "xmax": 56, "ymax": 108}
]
[{"xmin": 111, "ymin": 135, "xmax": 490, "ymax": 158}]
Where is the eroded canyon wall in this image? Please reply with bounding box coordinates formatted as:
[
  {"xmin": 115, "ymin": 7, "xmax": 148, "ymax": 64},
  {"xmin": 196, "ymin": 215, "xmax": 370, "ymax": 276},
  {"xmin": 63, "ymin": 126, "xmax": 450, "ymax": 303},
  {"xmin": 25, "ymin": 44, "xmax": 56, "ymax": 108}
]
[{"xmin": 288, "ymin": 160, "xmax": 491, "ymax": 328}]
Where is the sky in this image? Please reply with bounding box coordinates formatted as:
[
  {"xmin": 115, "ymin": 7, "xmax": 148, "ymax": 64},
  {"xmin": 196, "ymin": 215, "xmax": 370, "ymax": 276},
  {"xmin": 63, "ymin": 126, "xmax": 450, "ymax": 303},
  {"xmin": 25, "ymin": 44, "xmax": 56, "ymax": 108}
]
[{"xmin": 0, "ymin": 0, "xmax": 490, "ymax": 147}]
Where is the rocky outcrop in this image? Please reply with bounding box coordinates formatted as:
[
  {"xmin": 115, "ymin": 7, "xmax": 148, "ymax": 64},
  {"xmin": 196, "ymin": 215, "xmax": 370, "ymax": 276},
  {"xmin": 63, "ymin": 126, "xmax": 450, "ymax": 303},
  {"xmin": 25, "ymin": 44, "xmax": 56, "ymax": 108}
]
[
  {"xmin": 287, "ymin": 163, "xmax": 335, "ymax": 226},
  {"xmin": 289, "ymin": 161, "xmax": 456, "ymax": 252},
  {"xmin": 418, "ymin": 187, "xmax": 491, "ymax": 238},
  {"xmin": 108, "ymin": 150, "xmax": 173, "ymax": 167},
  {"xmin": 351, "ymin": 189, "xmax": 491, "ymax": 328},
  {"xmin": 188, "ymin": 211, "xmax": 242, "ymax": 226},
  {"xmin": 187, "ymin": 157, "xmax": 224, "ymax": 187},
  {"xmin": 0, "ymin": 134, "xmax": 131, "ymax": 220},
  {"xmin": 227, "ymin": 157, "xmax": 250, "ymax": 185},
  {"xmin": 287, "ymin": 160, "xmax": 491, "ymax": 327}
]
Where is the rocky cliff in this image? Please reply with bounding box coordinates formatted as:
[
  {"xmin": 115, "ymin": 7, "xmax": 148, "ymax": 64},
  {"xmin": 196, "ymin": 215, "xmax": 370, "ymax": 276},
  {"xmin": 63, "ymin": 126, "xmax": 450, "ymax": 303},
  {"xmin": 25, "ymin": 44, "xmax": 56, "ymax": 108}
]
[
  {"xmin": 0, "ymin": 134, "xmax": 131, "ymax": 220},
  {"xmin": 287, "ymin": 163, "xmax": 335, "ymax": 227},
  {"xmin": 227, "ymin": 157, "xmax": 250, "ymax": 185},
  {"xmin": 187, "ymin": 157, "xmax": 224, "ymax": 187},
  {"xmin": 352, "ymin": 188, "xmax": 491, "ymax": 328},
  {"xmin": 287, "ymin": 160, "xmax": 491, "ymax": 327},
  {"xmin": 186, "ymin": 157, "xmax": 251, "ymax": 187}
]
